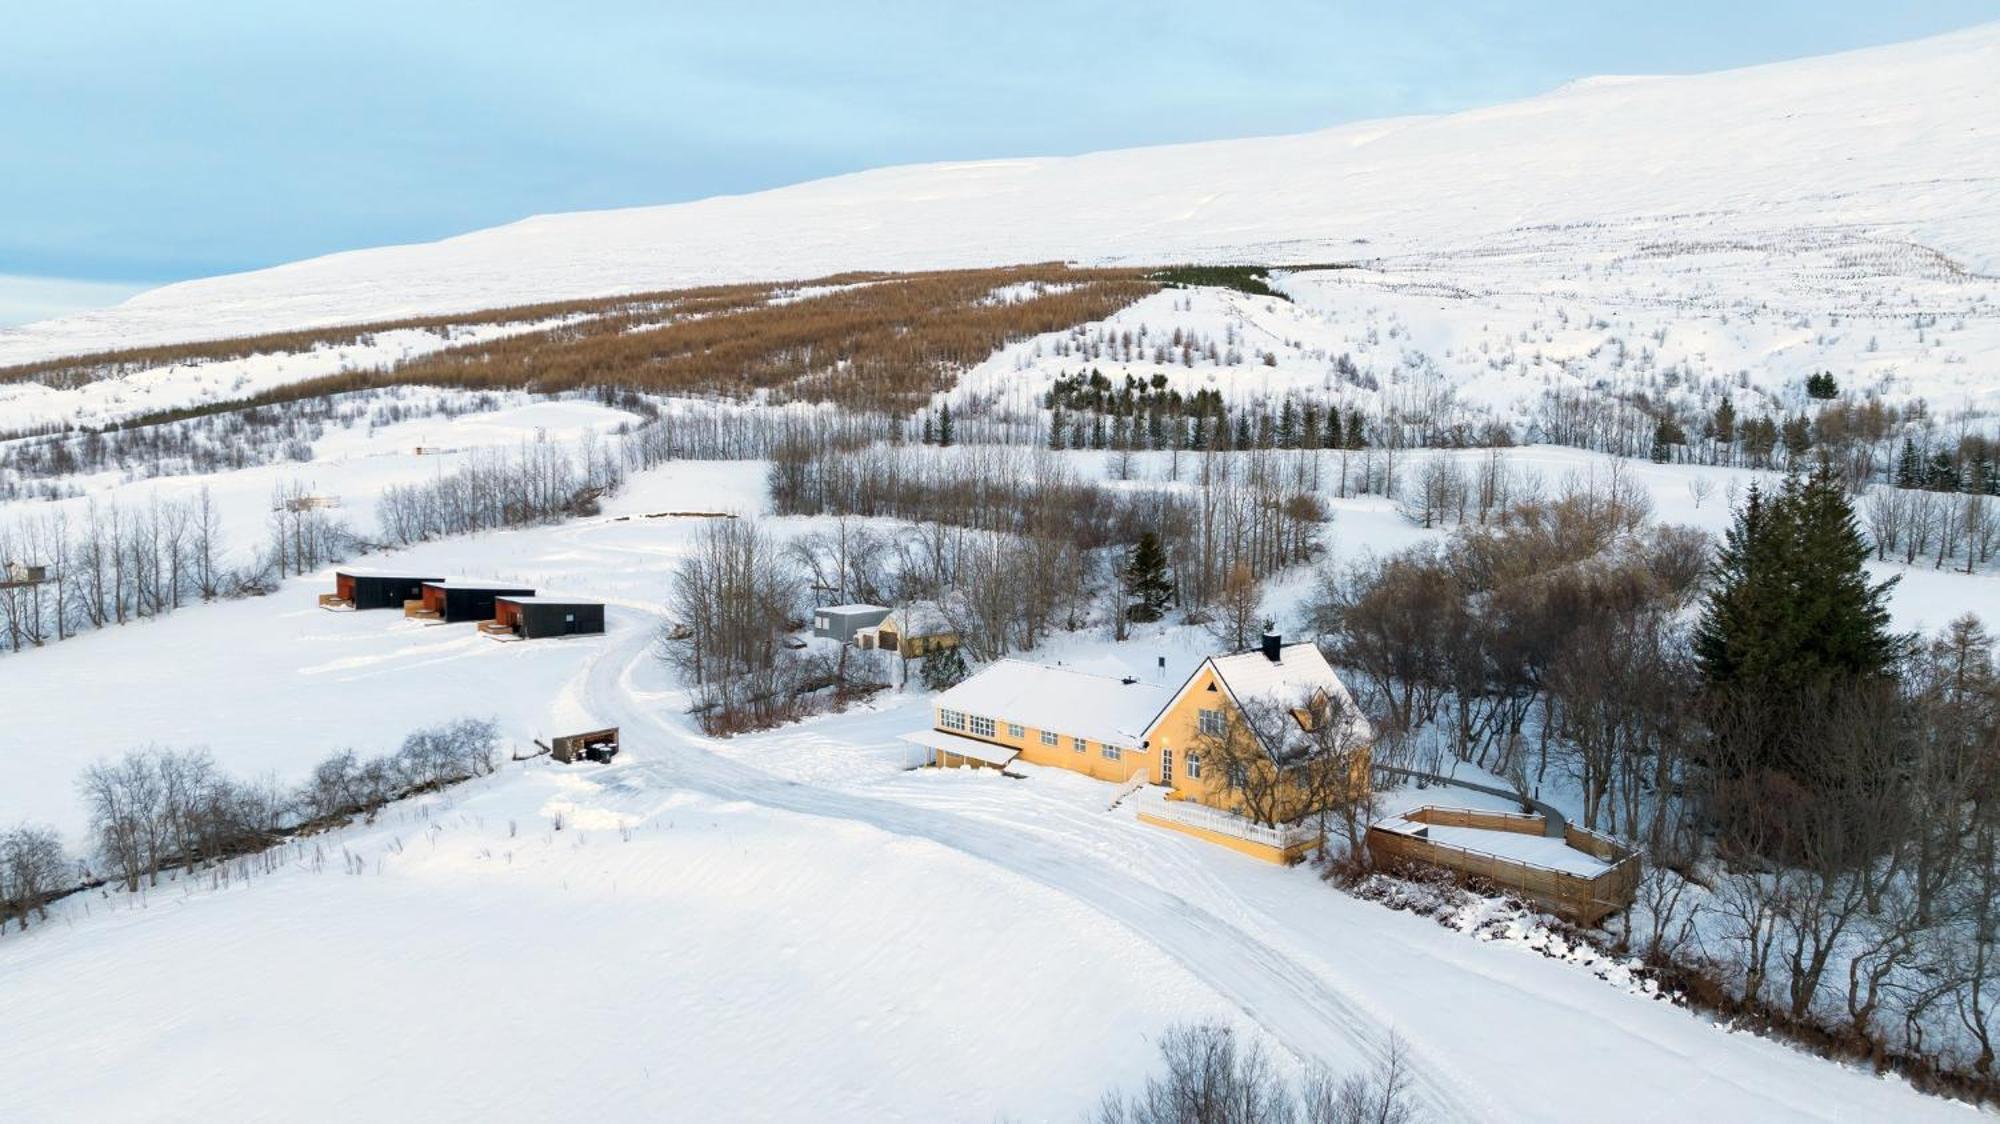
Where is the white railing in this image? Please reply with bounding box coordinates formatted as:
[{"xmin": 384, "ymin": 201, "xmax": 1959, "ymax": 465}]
[{"xmin": 1146, "ymin": 798, "xmax": 1319, "ymax": 850}]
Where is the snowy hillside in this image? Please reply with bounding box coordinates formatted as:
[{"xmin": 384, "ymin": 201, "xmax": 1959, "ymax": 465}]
[{"xmin": 2, "ymin": 23, "xmax": 1996, "ymax": 366}]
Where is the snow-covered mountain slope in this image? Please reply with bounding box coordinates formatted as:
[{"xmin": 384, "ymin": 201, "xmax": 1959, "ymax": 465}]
[{"xmin": 4, "ymin": 23, "xmax": 1996, "ymax": 366}]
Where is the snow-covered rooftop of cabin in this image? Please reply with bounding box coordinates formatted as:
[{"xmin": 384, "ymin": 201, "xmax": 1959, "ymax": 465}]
[
  {"xmin": 933, "ymin": 660, "xmax": 1169, "ymax": 749},
  {"xmin": 817, "ymin": 604, "xmax": 889, "ymax": 617},
  {"xmin": 337, "ymin": 567, "xmax": 445, "ymax": 579},
  {"xmin": 424, "ymin": 580, "xmax": 538, "ymax": 591},
  {"xmin": 1209, "ymin": 642, "xmax": 1374, "ymax": 748},
  {"xmin": 885, "ymin": 602, "xmax": 954, "ymax": 634},
  {"xmin": 495, "ymin": 595, "xmax": 601, "ymax": 606}
]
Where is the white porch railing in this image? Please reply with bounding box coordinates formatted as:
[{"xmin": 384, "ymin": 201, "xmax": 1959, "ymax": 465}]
[{"xmin": 1144, "ymin": 797, "xmax": 1320, "ymax": 850}]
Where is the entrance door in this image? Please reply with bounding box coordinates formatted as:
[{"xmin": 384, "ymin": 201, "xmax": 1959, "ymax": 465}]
[{"xmin": 1161, "ymin": 747, "xmax": 1174, "ymax": 785}]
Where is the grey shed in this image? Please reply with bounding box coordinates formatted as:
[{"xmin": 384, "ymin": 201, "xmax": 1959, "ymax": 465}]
[{"xmin": 812, "ymin": 603, "xmax": 891, "ymax": 643}]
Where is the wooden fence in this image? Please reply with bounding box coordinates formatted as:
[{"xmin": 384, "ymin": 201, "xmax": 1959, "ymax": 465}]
[{"xmin": 1366, "ymin": 806, "xmax": 1640, "ymax": 927}]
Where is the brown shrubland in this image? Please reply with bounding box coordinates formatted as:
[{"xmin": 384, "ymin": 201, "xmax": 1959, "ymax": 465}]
[{"xmin": 3, "ymin": 265, "xmax": 1157, "ymax": 415}]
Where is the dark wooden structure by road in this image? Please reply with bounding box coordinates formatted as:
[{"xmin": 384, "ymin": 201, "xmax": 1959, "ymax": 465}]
[
  {"xmin": 410, "ymin": 580, "xmax": 537, "ymax": 623},
  {"xmin": 325, "ymin": 569, "xmax": 445, "ymax": 610},
  {"xmin": 546, "ymin": 727, "xmax": 620, "ymax": 764},
  {"xmin": 490, "ymin": 596, "xmax": 606, "ymax": 639}
]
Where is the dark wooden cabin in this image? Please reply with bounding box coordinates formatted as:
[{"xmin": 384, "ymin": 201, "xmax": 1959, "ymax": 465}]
[
  {"xmin": 418, "ymin": 581, "xmax": 537, "ymax": 623},
  {"xmin": 494, "ymin": 596, "xmax": 606, "ymax": 639},
  {"xmin": 333, "ymin": 570, "xmax": 445, "ymax": 610}
]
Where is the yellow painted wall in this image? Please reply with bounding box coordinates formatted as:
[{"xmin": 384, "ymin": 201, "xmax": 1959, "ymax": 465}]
[
  {"xmin": 930, "ymin": 707, "xmax": 1151, "ymax": 785},
  {"xmin": 1143, "ymin": 663, "xmax": 1372, "ymax": 817}
]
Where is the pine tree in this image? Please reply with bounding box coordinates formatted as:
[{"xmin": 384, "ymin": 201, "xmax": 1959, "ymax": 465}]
[
  {"xmin": 1123, "ymin": 532, "xmax": 1174, "ymax": 623},
  {"xmin": 1695, "ymin": 469, "xmax": 1902, "ymax": 777},
  {"xmin": 1896, "ymin": 438, "xmax": 1925, "ymax": 489},
  {"xmin": 1713, "ymin": 398, "xmax": 1737, "ymax": 447},
  {"xmin": 1277, "ymin": 399, "xmax": 1299, "ymax": 449},
  {"xmin": 936, "ymin": 402, "xmax": 954, "ymax": 448},
  {"xmin": 1048, "ymin": 408, "xmax": 1066, "ymax": 451},
  {"xmin": 920, "ymin": 644, "xmax": 969, "ymax": 692},
  {"xmin": 1805, "ymin": 371, "xmax": 1839, "ymax": 400},
  {"xmin": 1928, "ymin": 451, "xmax": 1960, "ymax": 493},
  {"xmin": 1344, "ymin": 412, "xmax": 1366, "ymax": 450},
  {"xmin": 921, "ymin": 414, "xmax": 935, "ymax": 445},
  {"xmin": 1233, "ymin": 412, "xmax": 1252, "ymax": 450},
  {"xmin": 1650, "ymin": 421, "xmax": 1673, "ymax": 464}
]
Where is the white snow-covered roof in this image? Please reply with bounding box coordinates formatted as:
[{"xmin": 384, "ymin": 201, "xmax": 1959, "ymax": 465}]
[
  {"xmin": 337, "ymin": 567, "xmax": 444, "ymax": 579},
  {"xmin": 1204, "ymin": 642, "xmax": 1374, "ymax": 754},
  {"xmin": 933, "ymin": 660, "xmax": 1168, "ymax": 749},
  {"xmin": 423, "ymin": 580, "xmax": 537, "ymax": 592},
  {"xmin": 885, "ymin": 602, "xmax": 955, "ymax": 634},
  {"xmin": 495, "ymin": 595, "xmax": 600, "ymax": 606},
  {"xmin": 817, "ymin": 603, "xmax": 889, "ymax": 617}
]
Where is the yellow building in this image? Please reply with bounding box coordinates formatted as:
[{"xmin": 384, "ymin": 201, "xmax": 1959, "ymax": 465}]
[{"xmin": 901, "ymin": 633, "xmax": 1372, "ymax": 863}]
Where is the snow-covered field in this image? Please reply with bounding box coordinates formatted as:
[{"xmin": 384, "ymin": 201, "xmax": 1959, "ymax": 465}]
[
  {"xmin": 4, "ymin": 21, "xmax": 1999, "ymax": 1120},
  {"xmin": 3, "ymin": 423, "xmax": 1994, "ymax": 1120}
]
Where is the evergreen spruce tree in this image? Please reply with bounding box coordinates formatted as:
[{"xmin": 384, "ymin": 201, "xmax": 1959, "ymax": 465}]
[
  {"xmin": 1928, "ymin": 451, "xmax": 1960, "ymax": 493},
  {"xmin": 936, "ymin": 401, "xmax": 954, "ymax": 448},
  {"xmin": 1233, "ymin": 412, "xmax": 1253, "ymax": 450},
  {"xmin": 1047, "ymin": 409, "xmax": 1066, "ymax": 451},
  {"xmin": 1123, "ymin": 532, "xmax": 1174, "ymax": 623},
  {"xmin": 1895, "ymin": 438, "xmax": 1925, "ymax": 489},
  {"xmin": 1277, "ymin": 399, "xmax": 1299, "ymax": 449},
  {"xmin": 1323, "ymin": 404, "xmax": 1343, "ymax": 450},
  {"xmin": 921, "ymin": 414, "xmax": 935, "ymax": 445},
  {"xmin": 1344, "ymin": 412, "xmax": 1367, "ymax": 450},
  {"xmin": 1695, "ymin": 469, "xmax": 1902, "ymax": 778},
  {"xmin": 920, "ymin": 644, "xmax": 969, "ymax": 692}
]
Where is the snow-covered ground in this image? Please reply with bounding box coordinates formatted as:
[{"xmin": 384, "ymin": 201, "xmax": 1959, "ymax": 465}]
[{"xmin": 3, "ymin": 433, "xmax": 1993, "ymax": 1120}]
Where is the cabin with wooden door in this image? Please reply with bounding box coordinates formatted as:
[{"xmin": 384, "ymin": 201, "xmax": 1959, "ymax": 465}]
[
  {"xmin": 859, "ymin": 602, "xmax": 959, "ymax": 658},
  {"xmin": 490, "ymin": 596, "xmax": 605, "ymax": 639},
  {"xmin": 323, "ymin": 569, "xmax": 444, "ymax": 610},
  {"xmin": 409, "ymin": 580, "xmax": 537, "ymax": 622}
]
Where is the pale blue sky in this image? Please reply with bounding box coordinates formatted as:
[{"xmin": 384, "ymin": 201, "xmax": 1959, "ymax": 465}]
[{"xmin": 2, "ymin": 1, "xmax": 1996, "ymax": 322}]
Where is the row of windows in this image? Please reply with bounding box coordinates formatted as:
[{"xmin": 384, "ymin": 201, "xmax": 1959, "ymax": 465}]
[
  {"xmin": 941, "ymin": 708, "xmax": 1153, "ymax": 763},
  {"xmin": 1198, "ymin": 707, "xmax": 1226, "ymax": 737}
]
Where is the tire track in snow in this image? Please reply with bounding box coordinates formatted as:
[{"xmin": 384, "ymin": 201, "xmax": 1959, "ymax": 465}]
[{"xmin": 576, "ymin": 612, "xmax": 1502, "ymax": 1123}]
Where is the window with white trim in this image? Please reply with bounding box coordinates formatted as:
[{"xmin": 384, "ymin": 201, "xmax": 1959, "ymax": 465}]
[
  {"xmin": 1186, "ymin": 752, "xmax": 1202, "ymax": 779},
  {"xmin": 1198, "ymin": 708, "xmax": 1225, "ymax": 737},
  {"xmin": 1102, "ymin": 745, "xmax": 1123, "ymax": 761},
  {"xmin": 1008, "ymin": 723, "xmax": 1025, "ymax": 739},
  {"xmin": 1073, "ymin": 736, "xmax": 1087, "ymax": 754},
  {"xmin": 969, "ymin": 715, "xmax": 996, "ymax": 738},
  {"xmin": 1041, "ymin": 729, "xmax": 1059, "ymax": 747},
  {"xmin": 940, "ymin": 709, "xmax": 967, "ymax": 732}
]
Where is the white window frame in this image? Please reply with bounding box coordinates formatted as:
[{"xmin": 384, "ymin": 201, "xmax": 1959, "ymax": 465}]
[
  {"xmin": 1198, "ymin": 708, "xmax": 1225, "ymax": 737},
  {"xmin": 1073, "ymin": 736, "xmax": 1087, "ymax": 754},
  {"xmin": 969, "ymin": 714, "xmax": 996, "ymax": 739},
  {"xmin": 1101, "ymin": 745, "xmax": 1123, "ymax": 761},
  {"xmin": 941, "ymin": 709, "xmax": 967, "ymax": 732},
  {"xmin": 1186, "ymin": 752, "xmax": 1202, "ymax": 779},
  {"xmin": 1007, "ymin": 723, "xmax": 1025, "ymax": 740},
  {"xmin": 1040, "ymin": 729, "xmax": 1059, "ymax": 747}
]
